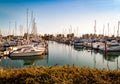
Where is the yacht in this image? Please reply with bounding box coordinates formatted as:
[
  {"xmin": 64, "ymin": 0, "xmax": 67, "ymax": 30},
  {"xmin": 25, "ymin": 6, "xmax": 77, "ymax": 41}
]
[
  {"xmin": 99, "ymin": 40, "xmax": 120, "ymax": 52},
  {"xmin": 8, "ymin": 43, "xmax": 47, "ymax": 57},
  {"xmin": 74, "ymin": 38, "xmax": 84, "ymax": 47}
]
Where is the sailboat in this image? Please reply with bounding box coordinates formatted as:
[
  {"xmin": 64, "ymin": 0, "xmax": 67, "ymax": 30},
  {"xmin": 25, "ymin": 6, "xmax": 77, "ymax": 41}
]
[
  {"xmin": 8, "ymin": 10, "xmax": 48, "ymax": 57},
  {"xmin": 9, "ymin": 44, "xmax": 47, "ymax": 57},
  {"xmin": 99, "ymin": 21, "xmax": 120, "ymax": 52},
  {"xmin": 99, "ymin": 40, "xmax": 120, "ymax": 52}
]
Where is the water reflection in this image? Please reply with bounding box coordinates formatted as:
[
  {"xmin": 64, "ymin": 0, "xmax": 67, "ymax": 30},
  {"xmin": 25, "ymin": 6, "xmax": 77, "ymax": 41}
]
[
  {"xmin": 10, "ymin": 55, "xmax": 48, "ymax": 66},
  {"xmin": 73, "ymin": 46, "xmax": 120, "ymax": 70},
  {"xmin": 0, "ymin": 55, "xmax": 48, "ymax": 68},
  {"xmin": 100, "ymin": 52, "xmax": 120, "ymax": 62},
  {"xmin": 73, "ymin": 46, "xmax": 84, "ymax": 51},
  {"xmin": 0, "ymin": 41, "xmax": 119, "ymax": 69},
  {"xmin": 74, "ymin": 46, "xmax": 120, "ymax": 62},
  {"xmin": 102, "ymin": 52, "xmax": 119, "ymax": 70}
]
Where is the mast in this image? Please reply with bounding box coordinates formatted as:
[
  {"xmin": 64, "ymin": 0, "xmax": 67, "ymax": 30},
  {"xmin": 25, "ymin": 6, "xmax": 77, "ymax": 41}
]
[
  {"xmin": 65, "ymin": 28, "xmax": 67, "ymax": 37},
  {"xmin": 77, "ymin": 26, "xmax": 79, "ymax": 37},
  {"xmin": 114, "ymin": 26, "xmax": 115, "ymax": 36},
  {"xmin": 108, "ymin": 23, "xmax": 109, "ymax": 36},
  {"xmin": 69, "ymin": 25, "xmax": 72, "ymax": 34},
  {"xmin": 117, "ymin": 21, "xmax": 120, "ymax": 37},
  {"xmin": 31, "ymin": 11, "xmax": 38, "ymax": 37},
  {"xmin": 94, "ymin": 20, "xmax": 96, "ymax": 38},
  {"xmin": 8, "ymin": 21, "xmax": 11, "ymax": 40},
  {"xmin": 26, "ymin": 8, "xmax": 29, "ymax": 43},
  {"xmin": 35, "ymin": 20, "xmax": 37, "ymax": 36},
  {"xmin": 13, "ymin": 29, "xmax": 14, "ymax": 36},
  {"xmin": 19, "ymin": 25, "xmax": 23, "ymax": 36},
  {"xmin": 15, "ymin": 22, "xmax": 17, "ymax": 36},
  {"xmin": 103, "ymin": 24, "xmax": 105, "ymax": 36},
  {"xmin": 27, "ymin": 8, "xmax": 29, "ymax": 35},
  {"xmin": 9, "ymin": 21, "xmax": 11, "ymax": 35},
  {"xmin": 31, "ymin": 11, "xmax": 33, "ymax": 35},
  {"xmin": 94, "ymin": 20, "xmax": 96, "ymax": 35}
]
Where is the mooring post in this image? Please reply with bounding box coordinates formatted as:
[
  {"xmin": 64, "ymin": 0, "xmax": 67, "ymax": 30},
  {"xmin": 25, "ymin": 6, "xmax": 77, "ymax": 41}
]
[
  {"xmin": 91, "ymin": 41, "xmax": 93, "ymax": 49},
  {"xmin": 105, "ymin": 41, "xmax": 107, "ymax": 54}
]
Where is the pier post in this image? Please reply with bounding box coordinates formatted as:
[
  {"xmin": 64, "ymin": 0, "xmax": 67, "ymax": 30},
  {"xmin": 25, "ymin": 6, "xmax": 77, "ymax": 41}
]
[
  {"xmin": 91, "ymin": 41, "xmax": 93, "ymax": 49},
  {"xmin": 105, "ymin": 41, "xmax": 107, "ymax": 54}
]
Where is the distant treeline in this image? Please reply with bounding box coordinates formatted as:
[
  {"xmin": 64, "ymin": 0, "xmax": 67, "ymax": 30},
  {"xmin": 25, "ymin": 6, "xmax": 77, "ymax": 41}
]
[
  {"xmin": 41, "ymin": 33, "xmax": 118, "ymax": 40},
  {"xmin": 0, "ymin": 33, "xmax": 118, "ymax": 40}
]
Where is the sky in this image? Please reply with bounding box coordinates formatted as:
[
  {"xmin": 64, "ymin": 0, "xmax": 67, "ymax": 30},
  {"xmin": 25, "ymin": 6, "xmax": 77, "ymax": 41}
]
[{"xmin": 0, "ymin": 0, "xmax": 120, "ymax": 36}]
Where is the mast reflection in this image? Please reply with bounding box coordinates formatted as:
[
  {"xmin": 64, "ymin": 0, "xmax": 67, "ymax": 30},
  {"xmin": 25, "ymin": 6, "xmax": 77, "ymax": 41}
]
[{"xmin": 10, "ymin": 55, "xmax": 48, "ymax": 66}]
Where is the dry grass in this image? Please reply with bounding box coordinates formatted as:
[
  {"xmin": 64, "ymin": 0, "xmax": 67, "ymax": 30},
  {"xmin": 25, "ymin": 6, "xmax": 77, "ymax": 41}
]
[{"xmin": 0, "ymin": 65, "xmax": 119, "ymax": 84}]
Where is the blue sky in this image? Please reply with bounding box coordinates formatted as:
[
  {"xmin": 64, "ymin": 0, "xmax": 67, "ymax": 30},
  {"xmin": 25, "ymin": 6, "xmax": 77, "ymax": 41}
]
[{"xmin": 0, "ymin": 0, "xmax": 120, "ymax": 36}]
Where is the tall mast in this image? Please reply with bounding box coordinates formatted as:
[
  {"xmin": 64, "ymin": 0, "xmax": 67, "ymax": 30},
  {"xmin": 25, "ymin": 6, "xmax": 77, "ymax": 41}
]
[
  {"xmin": 31, "ymin": 11, "xmax": 36, "ymax": 36},
  {"xmin": 117, "ymin": 21, "xmax": 120, "ymax": 37},
  {"xmin": 108, "ymin": 23, "xmax": 109, "ymax": 36},
  {"xmin": 94, "ymin": 20, "xmax": 96, "ymax": 38},
  {"xmin": 15, "ymin": 21, "xmax": 17, "ymax": 36},
  {"xmin": 31, "ymin": 11, "xmax": 33, "ymax": 34},
  {"xmin": 33, "ymin": 18, "xmax": 36, "ymax": 35},
  {"xmin": 103, "ymin": 24, "xmax": 105, "ymax": 36},
  {"xmin": 34, "ymin": 20, "xmax": 37, "ymax": 36},
  {"xmin": 26, "ymin": 8, "xmax": 29, "ymax": 43},
  {"xmin": 19, "ymin": 25, "xmax": 23, "ymax": 36},
  {"xmin": 13, "ymin": 29, "xmax": 14, "ymax": 36},
  {"xmin": 9, "ymin": 21, "xmax": 11, "ymax": 35},
  {"xmin": 27, "ymin": 8, "xmax": 29, "ymax": 34},
  {"xmin": 70, "ymin": 25, "xmax": 72, "ymax": 34},
  {"xmin": 114, "ymin": 26, "xmax": 115, "ymax": 36},
  {"xmin": 77, "ymin": 26, "xmax": 79, "ymax": 37}
]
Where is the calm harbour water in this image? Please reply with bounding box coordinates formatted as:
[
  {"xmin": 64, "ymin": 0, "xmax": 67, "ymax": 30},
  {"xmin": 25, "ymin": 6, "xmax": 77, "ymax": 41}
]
[{"xmin": 0, "ymin": 41, "xmax": 119, "ymax": 69}]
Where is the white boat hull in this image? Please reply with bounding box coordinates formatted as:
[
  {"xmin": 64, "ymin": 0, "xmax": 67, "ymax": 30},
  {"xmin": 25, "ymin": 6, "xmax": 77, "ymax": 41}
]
[
  {"xmin": 99, "ymin": 46, "xmax": 120, "ymax": 52},
  {"xmin": 10, "ymin": 51, "xmax": 46, "ymax": 57},
  {"xmin": 99, "ymin": 42, "xmax": 120, "ymax": 52}
]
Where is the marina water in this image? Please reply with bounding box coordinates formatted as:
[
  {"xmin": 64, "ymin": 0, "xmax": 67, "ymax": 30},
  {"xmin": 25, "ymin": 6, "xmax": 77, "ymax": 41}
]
[{"xmin": 0, "ymin": 41, "xmax": 119, "ymax": 70}]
